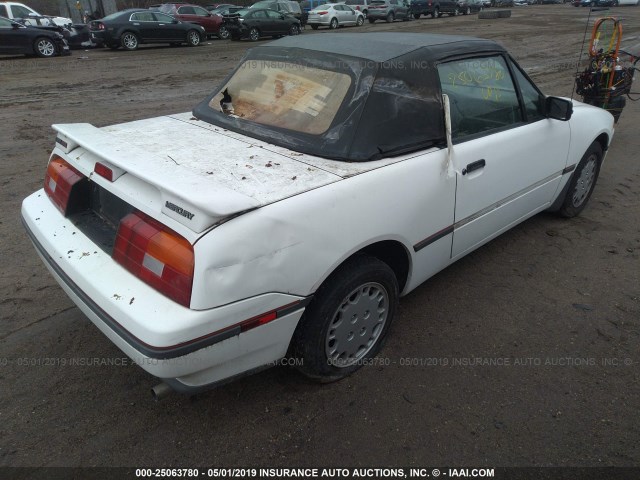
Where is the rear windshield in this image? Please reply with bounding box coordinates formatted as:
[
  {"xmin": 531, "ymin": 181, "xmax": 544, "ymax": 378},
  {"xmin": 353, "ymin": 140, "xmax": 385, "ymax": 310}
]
[{"xmin": 208, "ymin": 60, "xmax": 352, "ymax": 135}]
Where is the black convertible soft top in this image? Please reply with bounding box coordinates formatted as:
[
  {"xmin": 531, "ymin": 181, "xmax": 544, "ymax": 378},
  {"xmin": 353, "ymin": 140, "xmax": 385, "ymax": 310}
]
[{"xmin": 193, "ymin": 33, "xmax": 506, "ymax": 161}]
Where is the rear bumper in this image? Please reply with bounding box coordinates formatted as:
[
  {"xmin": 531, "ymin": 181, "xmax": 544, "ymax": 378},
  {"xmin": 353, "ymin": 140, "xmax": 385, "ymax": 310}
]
[{"xmin": 21, "ymin": 190, "xmax": 307, "ymax": 389}]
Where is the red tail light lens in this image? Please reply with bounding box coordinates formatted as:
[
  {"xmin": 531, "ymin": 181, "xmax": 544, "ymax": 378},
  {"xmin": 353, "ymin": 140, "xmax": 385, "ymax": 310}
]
[
  {"xmin": 113, "ymin": 211, "xmax": 194, "ymax": 307},
  {"xmin": 44, "ymin": 155, "xmax": 86, "ymax": 215},
  {"xmin": 317, "ymin": 10, "xmax": 328, "ymax": 14},
  {"xmin": 94, "ymin": 162, "xmax": 114, "ymax": 181}
]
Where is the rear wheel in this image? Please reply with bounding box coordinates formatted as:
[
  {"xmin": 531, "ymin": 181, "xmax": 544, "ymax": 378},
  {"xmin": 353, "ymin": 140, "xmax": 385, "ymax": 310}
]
[
  {"xmin": 453, "ymin": 6, "xmax": 460, "ymax": 14},
  {"xmin": 186, "ymin": 29, "xmax": 201, "ymax": 46},
  {"xmin": 249, "ymin": 27, "xmax": 260, "ymax": 41},
  {"xmin": 291, "ymin": 255, "xmax": 399, "ymax": 382},
  {"xmin": 311, "ymin": 24, "xmax": 319, "ymax": 29},
  {"xmin": 368, "ymin": 17, "xmax": 376, "ymax": 23},
  {"xmin": 414, "ymin": 12, "xmax": 421, "ymax": 18},
  {"xmin": 330, "ymin": 17, "xmax": 338, "ymax": 29},
  {"xmin": 559, "ymin": 143, "xmax": 602, "ymax": 218},
  {"xmin": 386, "ymin": 11, "xmax": 395, "ymax": 22},
  {"xmin": 120, "ymin": 31, "xmax": 139, "ymax": 51},
  {"xmin": 34, "ymin": 37, "xmax": 57, "ymax": 57}
]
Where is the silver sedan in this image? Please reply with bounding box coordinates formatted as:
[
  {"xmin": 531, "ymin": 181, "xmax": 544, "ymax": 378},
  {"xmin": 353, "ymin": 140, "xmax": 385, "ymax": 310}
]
[{"xmin": 307, "ymin": 4, "xmax": 365, "ymax": 29}]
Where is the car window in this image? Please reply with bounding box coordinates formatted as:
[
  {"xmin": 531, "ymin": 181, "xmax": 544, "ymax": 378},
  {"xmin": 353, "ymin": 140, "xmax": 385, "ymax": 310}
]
[
  {"xmin": 178, "ymin": 6, "xmax": 196, "ymax": 14},
  {"xmin": 193, "ymin": 6, "xmax": 210, "ymax": 15},
  {"xmin": 252, "ymin": 9, "xmax": 268, "ymax": 17},
  {"xmin": 509, "ymin": 59, "xmax": 545, "ymax": 122},
  {"xmin": 211, "ymin": 60, "xmax": 352, "ymax": 135},
  {"xmin": 153, "ymin": 12, "xmax": 175, "ymax": 22},
  {"xmin": 132, "ymin": 12, "xmax": 156, "ymax": 21},
  {"xmin": 12, "ymin": 5, "xmax": 34, "ymax": 17},
  {"xmin": 0, "ymin": 5, "xmax": 8, "ymax": 17},
  {"xmin": 265, "ymin": 9, "xmax": 282, "ymax": 17},
  {"xmin": 437, "ymin": 56, "xmax": 523, "ymax": 140},
  {"xmin": 0, "ymin": 16, "xmax": 12, "ymax": 27}
]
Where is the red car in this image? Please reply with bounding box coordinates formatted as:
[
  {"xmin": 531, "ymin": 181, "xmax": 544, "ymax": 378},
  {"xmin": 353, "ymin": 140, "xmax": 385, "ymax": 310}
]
[{"xmin": 150, "ymin": 3, "xmax": 225, "ymax": 38}]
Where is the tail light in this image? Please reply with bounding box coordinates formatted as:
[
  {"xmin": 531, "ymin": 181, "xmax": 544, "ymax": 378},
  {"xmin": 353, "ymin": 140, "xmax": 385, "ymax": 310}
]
[
  {"xmin": 44, "ymin": 155, "xmax": 86, "ymax": 215},
  {"xmin": 317, "ymin": 10, "xmax": 329, "ymax": 14},
  {"xmin": 113, "ymin": 211, "xmax": 194, "ymax": 307}
]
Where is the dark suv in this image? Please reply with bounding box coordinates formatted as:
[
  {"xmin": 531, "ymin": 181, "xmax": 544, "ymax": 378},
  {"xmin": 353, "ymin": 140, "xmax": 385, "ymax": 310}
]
[{"xmin": 411, "ymin": 0, "xmax": 460, "ymax": 17}]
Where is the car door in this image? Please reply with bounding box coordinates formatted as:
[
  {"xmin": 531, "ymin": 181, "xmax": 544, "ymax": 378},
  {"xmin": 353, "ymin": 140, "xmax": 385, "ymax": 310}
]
[
  {"xmin": 436, "ymin": 55, "xmax": 571, "ymax": 259},
  {"xmin": 129, "ymin": 11, "xmax": 160, "ymax": 41},
  {"xmin": 0, "ymin": 17, "xmax": 23, "ymax": 54},
  {"xmin": 251, "ymin": 9, "xmax": 271, "ymax": 35},
  {"xmin": 153, "ymin": 12, "xmax": 184, "ymax": 41},
  {"xmin": 340, "ymin": 4, "xmax": 358, "ymax": 24},
  {"xmin": 265, "ymin": 8, "xmax": 287, "ymax": 34}
]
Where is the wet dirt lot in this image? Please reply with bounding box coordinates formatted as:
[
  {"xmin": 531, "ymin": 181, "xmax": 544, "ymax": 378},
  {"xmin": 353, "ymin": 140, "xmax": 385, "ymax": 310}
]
[{"xmin": 1, "ymin": 5, "xmax": 639, "ymax": 470}]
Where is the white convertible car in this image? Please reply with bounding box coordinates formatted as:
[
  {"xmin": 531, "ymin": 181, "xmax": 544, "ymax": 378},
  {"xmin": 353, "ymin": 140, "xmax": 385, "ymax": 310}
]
[{"xmin": 22, "ymin": 33, "xmax": 614, "ymax": 396}]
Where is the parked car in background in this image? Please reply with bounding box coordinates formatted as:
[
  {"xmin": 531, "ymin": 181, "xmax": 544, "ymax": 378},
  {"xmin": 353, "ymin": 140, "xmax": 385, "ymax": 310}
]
[
  {"xmin": 89, "ymin": 9, "xmax": 205, "ymax": 50},
  {"xmin": 367, "ymin": 0, "xmax": 410, "ymax": 22},
  {"xmin": 491, "ymin": 0, "xmax": 513, "ymax": 6},
  {"xmin": 0, "ymin": 15, "xmax": 69, "ymax": 56},
  {"xmin": 342, "ymin": 0, "xmax": 377, "ymax": 16},
  {"xmin": 21, "ymin": 32, "xmax": 616, "ymax": 395},
  {"xmin": 464, "ymin": 0, "xmax": 486, "ymax": 10},
  {"xmin": 307, "ymin": 3, "xmax": 364, "ymax": 29},
  {"xmin": 223, "ymin": 7, "xmax": 301, "ymax": 41},
  {"xmin": 250, "ymin": 0, "xmax": 304, "ymax": 24},
  {"xmin": 0, "ymin": 1, "xmax": 72, "ymax": 27},
  {"xmin": 208, "ymin": 4, "xmax": 243, "ymax": 15},
  {"xmin": 150, "ymin": 3, "xmax": 224, "ymax": 38},
  {"xmin": 617, "ymin": 0, "xmax": 639, "ymax": 5},
  {"xmin": 410, "ymin": 0, "xmax": 459, "ymax": 18}
]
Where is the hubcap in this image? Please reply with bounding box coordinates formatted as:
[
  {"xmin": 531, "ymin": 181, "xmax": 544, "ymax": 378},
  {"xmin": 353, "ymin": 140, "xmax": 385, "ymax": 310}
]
[
  {"xmin": 325, "ymin": 282, "xmax": 389, "ymax": 368},
  {"xmin": 189, "ymin": 31, "xmax": 199, "ymax": 44},
  {"xmin": 123, "ymin": 34, "xmax": 136, "ymax": 49},
  {"xmin": 220, "ymin": 27, "xmax": 229, "ymax": 39},
  {"xmin": 38, "ymin": 40, "xmax": 54, "ymax": 56},
  {"xmin": 250, "ymin": 29, "xmax": 259, "ymax": 40},
  {"xmin": 572, "ymin": 155, "xmax": 597, "ymax": 207}
]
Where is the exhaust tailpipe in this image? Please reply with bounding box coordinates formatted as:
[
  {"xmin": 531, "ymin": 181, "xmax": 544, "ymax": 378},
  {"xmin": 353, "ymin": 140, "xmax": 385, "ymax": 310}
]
[{"xmin": 151, "ymin": 382, "xmax": 173, "ymax": 401}]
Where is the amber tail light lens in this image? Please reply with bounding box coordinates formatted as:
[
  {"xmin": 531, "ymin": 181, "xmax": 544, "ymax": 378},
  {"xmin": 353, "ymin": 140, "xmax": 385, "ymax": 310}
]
[
  {"xmin": 43, "ymin": 155, "xmax": 86, "ymax": 215},
  {"xmin": 113, "ymin": 211, "xmax": 195, "ymax": 307}
]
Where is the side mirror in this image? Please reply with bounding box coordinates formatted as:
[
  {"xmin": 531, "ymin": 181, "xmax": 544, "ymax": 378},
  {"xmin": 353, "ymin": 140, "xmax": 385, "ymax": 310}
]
[{"xmin": 545, "ymin": 96, "xmax": 573, "ymax": 121}]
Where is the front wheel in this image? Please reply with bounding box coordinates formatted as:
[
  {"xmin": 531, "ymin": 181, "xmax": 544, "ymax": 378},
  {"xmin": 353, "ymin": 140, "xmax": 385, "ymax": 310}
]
[
  {"xmin": 34, "ymin": 37, "xmax": 57, "ymax": 57},
  {"xmin": 311, "ymin": 24, "xmax": 319, "ymax": 29},
  {"xmin": 559, "ymin": 142, "xmax": 602, "ymax": 217},
  {"xmin": 386, "ymin": 11, "xmax": 395, "ymax": 22},
  {"xmin": 186, "ymin": 29, "xmax": 201, "ymax": 46},
  {"xmin": 291, "ymin": 255, "xmax": 399, "ymax": 382},
  {"xmin": 120, "ymin": 31, "xmax": 139, "ymax": 50},
  {"xmin": 453, "ymin": 6, "xmax": 460, "ymax": 14},
  {"xmin": 329, "ymin": 17, "xmax": 338, "ymax": 29},
  {"xmin": 289, "ymin": 24, "xmax": 300, "ymax": 35},
  {"xmin": 218, "ymin": 26, "xmax": 230, "ymax": 40},
  {"xmin": 356, "ymin": 15, "xmax": 364, "ymax": 25},
  {"xmin": 249, "ymin": 27, "xmax": 260, "ymax": 41}
]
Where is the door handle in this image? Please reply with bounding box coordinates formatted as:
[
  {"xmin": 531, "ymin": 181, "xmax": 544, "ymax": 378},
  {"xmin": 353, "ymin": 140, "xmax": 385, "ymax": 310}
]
[{"xmin": 462, "ymin": 159, "xmax": 485, "ymax": 175}]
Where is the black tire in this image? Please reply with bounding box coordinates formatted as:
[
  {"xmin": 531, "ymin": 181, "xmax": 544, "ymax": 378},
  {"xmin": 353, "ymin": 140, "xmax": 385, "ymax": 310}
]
[
  {"xmin": 356, "ymin": 15, "xmax": 364, "ymax": 25},
  {"xmin": 414, "ymin": 12, "xmax": 421, "ymax": 18},
  {"xmin": 386, "ymin": 11, "xmax": 395, "ymax": 22},
  {"xmin": 558, "ymin": 142, "xmax": 602, "ymax": 218},
  {"xmin": 329, "ymin": 17, "xmax": 338, "ymax": 29},
  {"xmin": 291, "ymin": 255, "xmax": 399, "ymax": 382},
  {"xmin": 289, "ymin": 24, "xmax": 300, "ymax": 35},
  {"xmin": 452, "ymin": 6, "xmax": 460, "ymax": 15},
  {"xmin": 120, "ymin": 31, "xmax": 139, "ymax": 51},
  {"xmin": 34, "ymin": 37, "xmax": 57, "ymax": 58},
  {"xmin": 478, "ymin": 9, "xmax": 499, "ymax": 17},
  {"xmin": 311, "ymin": 24, "xmax": 319, "ymax": 29},
  {"xmin": 368, "ymin": 17, "xmax": 376, "ymax": 23},
  {"xmin": 186, "ymin": 29, "xmax": 201, "ymax": 47},
  {"xmin": 249, "ymin": 27, "xmax": 260, "ymax": 41},
  {"xmin": 218, "ymin": 25, "xmax": 230, "ymax": 40}
]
